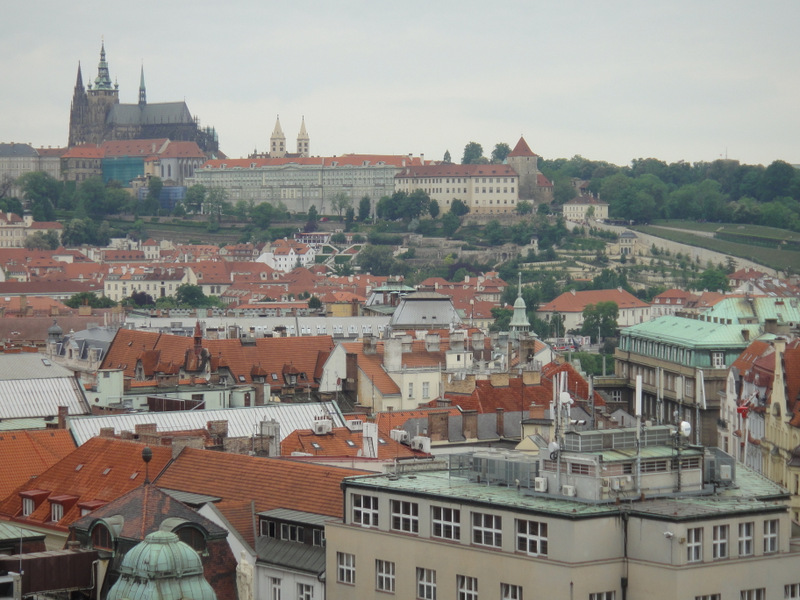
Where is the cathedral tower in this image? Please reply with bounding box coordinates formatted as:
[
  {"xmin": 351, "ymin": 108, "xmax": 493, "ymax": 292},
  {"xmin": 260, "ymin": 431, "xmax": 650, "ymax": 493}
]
[
  {"xmin": 68, "ymin": 63, "xmax": 89, "ymax": 147},
  {"xmin": 270, "ymin": 115, "xmax": 286, "ymax": 158},
  {"xmin": 297, "ymin": 116, "xmax": 309, "ymax": 157},
  {"xmin": 138, "ymin": 65, "xmax": 147, "ymax": 106}
]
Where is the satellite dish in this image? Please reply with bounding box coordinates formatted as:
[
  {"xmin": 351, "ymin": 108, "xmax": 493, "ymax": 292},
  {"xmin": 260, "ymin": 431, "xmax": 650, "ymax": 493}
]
[
  {"xmin": 679, "ymin": 421, "xmax": 692, "ymax": 438},
  {"xmin": 559, "ymin": 391, "xmax": 574, "ymax": 405},
  {"xmin": 548, "ymin": 441, "xmax": 560, "ymax": 454}
]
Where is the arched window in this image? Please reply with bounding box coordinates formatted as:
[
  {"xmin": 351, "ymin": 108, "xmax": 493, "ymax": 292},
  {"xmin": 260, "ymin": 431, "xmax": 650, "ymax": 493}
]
[
  {"xmin": 176, "ymin": 526, "xmax": 206, "ymax": 553},
  {"xmin": 91, "ymin": 524, "xmax": 113, "ymax": 550}
]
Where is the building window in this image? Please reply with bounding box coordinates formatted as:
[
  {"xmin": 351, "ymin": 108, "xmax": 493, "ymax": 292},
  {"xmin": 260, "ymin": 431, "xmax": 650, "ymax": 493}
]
[
  {"xmin": 764, "ymin": 519, "xmax": 778, "ymax": 553},
  {"xmin": 408, "ymin": 382, "xmax": 414, "ymax": 398},
  {"xmin": 457, "ymin": 575, "xmax": 478, "ymax": 600},
  {"xmin": 297, "ymin": 583, "xmax": 314, "ymax": 600},
  {"xmin": 711, "ymin": 352, "xmax": 725, "ymax": 369},
  {"xmin": 51, "ymin": 503, "xmax": 63, "ymax": 522},
  {"xmin": 516, "ymin": 519, "xmax": 548, "ymax": 556},
  {"xmin": 269, "ymin": 577, "xmax": 281, "ymax": 600},
  {"xmin": 91, "ymin": 524, "xmax": 113, "ymax": 550},
  {"xmin": 738, "ymin": 521, "xmax": 753, "ymax": 556},
  {"xmin": 687, "ymin": 527, "xmax": 702, "ymax": 562},
  {"xmin": 589, "ymin": 593, "xmax": 615, "ymax": 600},
  {"xmin": 422, "ymin": 381, "xmax": 430, "ymax": 399},
  {"xmin": 337, "ymin": 552, "xmax": 355, "ymax": 585},
  {"xmin": 376, "ymin": 559, "xmax": 395, "ymax": 593},
  {"xmin": 177, "ymin": 526, "xmax": 206, "ymax": 553},
  {"xmin": 313, "ymin": 528, "xmax": 325, "ymax": 547},
  {"xmin": 570, "ymin": 462, "xmax": 592, "ymax": 476},
  {"xmin": 695, "ymin": 596, "xmax": 720, "ymax": 600},
  {"xmin": 431, "ymin": 506, "xmax": 460, "ymax": 541},
  {"xmin": 785, "ymin": 583, "xmax": 800, "ymax": 599},
  {"xmin": 281, "ymin": 523, "xmax": 304, "ymax": 542},
  {"xmin": 712, "ymin": 524, "xmax": 728, "ymax": 560},
  {"xmin": 353, "ymin": 494, "xmax": 379, "ymax": 527},
  {"xmin": 472, "ymin": 512, "xmax": 502, "ymax": 548},
  {"xmin": 740, "ymin": 589, "xmax": 765, "ymax": 600},
  {"xmin": 22, "ymin": 498, "xmax": 34, "ymax": 516},
  {"xmin": 416, "ymin": 567, "xmax": 436, "ymax": 600},
  {"xmin": 501, "ymin": 583, "xmax": 523, "ymax": 600},
  {"xmin": 390, "ymin": 499, "xmax": 419, "ymax": 533}
]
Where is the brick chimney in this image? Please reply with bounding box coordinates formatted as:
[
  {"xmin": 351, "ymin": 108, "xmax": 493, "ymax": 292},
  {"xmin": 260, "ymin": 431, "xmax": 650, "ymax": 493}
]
[{"xmin": 496, "ymin": 408, "xmax": 505, "ymax": 437}]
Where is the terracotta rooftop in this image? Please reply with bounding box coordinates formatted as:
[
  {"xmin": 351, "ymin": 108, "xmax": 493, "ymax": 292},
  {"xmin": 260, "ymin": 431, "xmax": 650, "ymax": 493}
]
[
  {"xmin": 539, "ymin": 289, "xmax": 649, "ymax": 313},
  {"xmin": 0, "ymin": 429, "xmax": 76, "ymax": 501}
]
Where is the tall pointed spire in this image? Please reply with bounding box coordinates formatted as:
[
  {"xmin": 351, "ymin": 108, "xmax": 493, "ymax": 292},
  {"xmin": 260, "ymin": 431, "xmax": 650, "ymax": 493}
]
[
  {"xmin": 139, "ymin": 64, "xmax": 147, "ymax": 105},
  {"xmin": 94, "ymin": 39, "xmax": 113, "ymax": 90},
  {"xmin": 297, "ymin": 116, "xmax": 310, "ymax": 157},
  {"xmin": 68, "ymin": 62, "xmax": 89, "ymax": 147},
  {"xmin": 509, "ymin": 272, "xmax": 531, "ymax": 338},
  {"xmin": 270, "ymin": 115, "xmax": 286, "ymax": 157}
]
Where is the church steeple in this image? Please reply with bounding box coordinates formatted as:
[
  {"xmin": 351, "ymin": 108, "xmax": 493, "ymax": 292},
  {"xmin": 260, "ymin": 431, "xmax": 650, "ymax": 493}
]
[
  {"xmin": 138, "ymin": 65, "xmax": 146, "ymax": 105},
  {"xmin": 93, "ymin": 40, "xmax": 113, "ymax": 91},
  {"xmin": 297, "ymin": 116, "xmax": 309, "ymax": 157},
  {"xmin": 509, "ymin": 273, "xmax": 531, "ymax": 338},
  {"xmin": 68, "ymin": 62, "xmax": 89, "ymax": 147},
  {"xmin": 270, "ymin": 115, "xmax": 286, "ymax": 158}
]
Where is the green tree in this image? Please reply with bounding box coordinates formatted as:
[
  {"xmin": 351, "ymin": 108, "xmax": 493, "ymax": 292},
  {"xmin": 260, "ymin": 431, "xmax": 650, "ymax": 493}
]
[
  {"xmin": 128, "ymin": 291, "xmax": 156, "ymax": 307},
  {"xmin": 74, "ymin": 177, "xmax": 108, "ymax": 218},
  {"xmin": 175, "ymin": 284, "xmax": 209, "ymax": 307},
  {"xmin": 331, "ymin": 192, "xmax": 352, "ymax": 219},
  {"xmin": 251, "ymin": 202, "xmax": 276, "ymax": 228},
  {"xmin": 441, "ymin": 212, "xmax": 461, "ymax": 237},
  {"xmin": 142, "ymin": 176, "xmax": 163, "ymax": 215},
  {"xmin": 64, "ymin": 291, "xmax": 116, "ymax": 309},
  {"xmin": 330, "ymin": 232, "xmax": 347, "ymax": 244},
  {"xmin": 305, "ymin": 205, "xmax": 319, "ymax": 231},
  {"xmin": 461, "ymin": 142, "xmax": 485, "ymax": 164},
  {"xmin": 580, "ymin": 301, "xmax": 619, "ymax": 342},
  {"xmin": 23, "ymin": 230, "xmax": 60, "ymax": 250},
  {"xmin": 450, "ymin": 199, "xmax": 470, "ymax": 216},
  {"xmin": 358, "ymin": 195, "xmax": 371, "ymax": 221},
  {"xmin": 428, "ymin": 199, "xmax": 440, "ymax": 219},
  {"xmin": 184, "ymin": 185, "xmax": 207, "ymax": 213},
  {"xmin": 357, "ymin": 245, "xmax": 402, "ymax": 276},
  {"xmin": 17, "ymin": 171, "xmax": 61, "ymax": 214},
  {"xmin": 695, "ymin": 268, "xmax": 730, "ymax": 292},
  {"xmin": 308, "ymin": 296, "xmax": 322, "ymax": 310},
  {"xmin": 442, "ymin": 150, "xmax": 452, "ymax": 164},
  {"xmin": 516, "ymin": 200, "xmax": 533, "ymax": 215},
  {"xmin": 204, "ymin": 187, "xmax": 229, "ymax": 226},
  {"xmin": 491, "ymin": 142, "xmax": 511, "ymax": 164}
]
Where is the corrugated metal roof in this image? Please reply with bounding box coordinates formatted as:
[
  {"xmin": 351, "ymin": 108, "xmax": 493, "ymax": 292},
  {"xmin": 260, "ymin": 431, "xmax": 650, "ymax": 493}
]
[
  {"xmin": 0, "ymin": 377, "xmax": 88, "ymax": 419},
  {"xmin": 161, "ymin": 489, "xmax": 222, "ymax": 505},
  {"xmin": 255, "ymin": 536, "xmax": 325, "ymax": 574},
  {"xmin": 622, "ymin": 315, "xmax": 759, "ymax": 348},
  {"xmin": 0, "ymin": 521, "xmax": 44, "ymax": 541},
  {"xmin": 0, "ymin": 354, "xmax": 75, "ymax": 379},
  {"xmin": 68, "ymin": 402, "xmax": 345, "ymax": 446}
]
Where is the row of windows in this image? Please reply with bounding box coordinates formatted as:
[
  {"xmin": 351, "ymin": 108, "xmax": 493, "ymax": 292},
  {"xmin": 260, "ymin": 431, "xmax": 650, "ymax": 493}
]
[
  {"xmin": 354, "ymin": 495, "xmax": 547, "ymax": 556},
  {"xmin": 268, "ymin": 577, "xmax": 314, "ymax": 600},
  {"xmin": 337, "ymin": 554, "xmax": 523, "ymax": 599},
  {"xmin": 686, "ymin": 520, "xmax": 778, "ymax": 562}
]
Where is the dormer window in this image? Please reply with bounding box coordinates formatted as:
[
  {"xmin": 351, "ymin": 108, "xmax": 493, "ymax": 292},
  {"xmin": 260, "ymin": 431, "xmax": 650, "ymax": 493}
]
[
  {"xmin": 51, "ymin": 503, "xmax": 64, "ymax": 522},
  {"xmin": 22, "ymin": 498, "xmax": 34, "ymax": 517}
]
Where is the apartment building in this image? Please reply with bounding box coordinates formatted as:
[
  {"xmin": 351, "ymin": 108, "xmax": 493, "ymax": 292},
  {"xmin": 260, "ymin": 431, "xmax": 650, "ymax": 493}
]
[{"xmin": 326, "ymin": 426, "xmax": 800, "ymax": 600}]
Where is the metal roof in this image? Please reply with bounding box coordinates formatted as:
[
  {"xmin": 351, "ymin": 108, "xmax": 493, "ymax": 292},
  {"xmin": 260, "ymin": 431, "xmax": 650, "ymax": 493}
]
[
  {"xmin": 621, "ymin": 315, "xmax": 759, "ymax": 348},
  {"xmin": 258, "ymin": 508, "xmax": 333, "ymax": 527},
  {"xmin": 0, "ymin": 353, "xmax": 75, "ymax": 380},
  {"xmin": 68, "ymin": 402, "xmax": 345, "ymax": 446},
  {"xmin": 255, "ymin": 536, "xmax": 326, "ymax": 574},
  {"xmin": 161, "ymin": 489, "xmax": 222, "ymax": 506},
  {"xmin": 0, "ymin": 377, "xmax": 88, "ymax": 419}
]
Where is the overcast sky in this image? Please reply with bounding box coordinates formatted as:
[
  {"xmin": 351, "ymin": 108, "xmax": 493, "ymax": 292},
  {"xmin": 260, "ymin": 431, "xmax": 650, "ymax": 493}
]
[{"xmin": 3, "ymin": 1, "xmax": 798, "ymax": 167}]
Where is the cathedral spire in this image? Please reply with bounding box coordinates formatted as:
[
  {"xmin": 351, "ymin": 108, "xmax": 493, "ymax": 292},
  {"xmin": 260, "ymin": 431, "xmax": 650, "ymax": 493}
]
[
  {"xmin": 270, "ymin": 115, "xmax": 286, "ymax": 158},
  {"xmin": 139, "ymin": 64, "xmax": 146, "ymax": 105},
  {"xmin": 509, "ymin": 272, "xmax": 530, "ymax": 338},
  {"xmin": 297, "ymin": 116, "xmax": 310, "ymax": 157},
  {"xmin": 74, "ymin": 62, "xmax": 84, "ymax": 93},
  {"xmin": 94, "ymin": 39, "xmax": 113, "ymax": 91}
]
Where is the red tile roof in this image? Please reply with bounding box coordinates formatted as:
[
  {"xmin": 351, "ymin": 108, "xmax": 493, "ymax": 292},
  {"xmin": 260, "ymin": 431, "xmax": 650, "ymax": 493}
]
[
  {"xmin": 0, "ymin": 437, "xmax": 173, "ymax": 532},
  {"xmin": 154, "ymin": 448, "xmax": 368, "ymax": 547},
  {"xmin": 508, "ymin": 136, "xmax": 537, "ymax": 158},
  {"xmin": 539, "ymin": 289, "xmax": 649, "ymax": 313},
  {"xmin": 0, "ymin": 430, "xmax": 76, "ymax": 500},
  {"xmin": 396, "ymin": 164, "xmax": 518, "ymax": 179},
  {"xmin": 281, "ymin": 426, "xmax": 423, "ymax": 459}
]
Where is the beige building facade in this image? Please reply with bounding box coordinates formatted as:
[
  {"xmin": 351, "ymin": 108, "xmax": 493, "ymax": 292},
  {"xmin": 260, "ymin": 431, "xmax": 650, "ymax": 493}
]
[{"xmin": 326, "ymin": 433, "xmax": 800, "ymax": 600}]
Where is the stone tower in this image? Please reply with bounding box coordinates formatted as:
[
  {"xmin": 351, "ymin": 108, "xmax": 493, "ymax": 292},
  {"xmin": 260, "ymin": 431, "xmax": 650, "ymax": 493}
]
[
  {"xmin": 68, "ymin": 63, "xmax": 89, "ymax": 146},
  {"xmin": 297, "ymin": 116, "xmax": 309, "ymax": 157},
  {"xmin": 69, "ymin": 41, "xmax": 120, "ymax": 146},
  {"xmin": 270, "ymin": 115, "xmax": 286, "ymax": 158},
  {"xmin": 506, "ymin": 136, "xmax": 541, "ymax": 200}
]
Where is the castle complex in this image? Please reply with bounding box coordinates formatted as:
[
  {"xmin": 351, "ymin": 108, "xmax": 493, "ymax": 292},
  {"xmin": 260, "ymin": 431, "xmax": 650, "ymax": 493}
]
[{"xmin": 68, "ymin": 42, "xmax": 218, "ymax": 153}]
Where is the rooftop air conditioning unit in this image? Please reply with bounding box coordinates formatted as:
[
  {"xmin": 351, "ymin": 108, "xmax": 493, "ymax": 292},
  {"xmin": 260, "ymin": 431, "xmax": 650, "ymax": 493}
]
[
  {"xmin": 534, "ymin": 477, "xmax": 548, "ymax": 492},
  {"xmin": 720, "ymin": 464, "xmax": 732, "ymax": 481},
  {"xmin": 390, "ymin": 429, "xmax": 409, "ymax": 444},
  {"xmin": 313, "ymin": 420, "xmax": 332, "ymax": 435},
  {"xmin": 561, "ymin": 484, "xmax": 577, "ymax": 497}
]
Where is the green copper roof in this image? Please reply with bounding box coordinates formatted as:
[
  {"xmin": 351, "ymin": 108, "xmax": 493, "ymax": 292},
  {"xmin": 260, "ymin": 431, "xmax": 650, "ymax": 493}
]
[
  {"xmin": 107, "ymin": 531, "xmax": 216, "ymax": 600},
  {"xmin": 703, "ymin": 296, "xmax": 800, "ymax": 325},
  {"xmin": 621, "ymin": 315, "xmax": 758, "ymax": 349}
]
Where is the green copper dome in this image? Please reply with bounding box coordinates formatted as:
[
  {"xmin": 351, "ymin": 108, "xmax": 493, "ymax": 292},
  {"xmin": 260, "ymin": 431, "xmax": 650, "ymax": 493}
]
[{"xmin": 107, "ymin": 531, "xmax": 216, "ymax": 600}]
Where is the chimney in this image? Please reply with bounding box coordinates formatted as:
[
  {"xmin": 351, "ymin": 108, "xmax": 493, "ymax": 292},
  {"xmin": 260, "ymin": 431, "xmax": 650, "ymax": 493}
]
[
  {"xmin": 425, "ymin": 333, "xmax": 440, "ymax": 352},
  {"xmin": 472, "ymin": 331, "xmax": 485, "ymax": 351},
  {"xmin": 496, "ymin": 408, "xmax": 505, "ymax": 437},
  {"xmin": 363, "ymin": 334, "xmax": 376, "ymax": 355},
  {"xmin": 427, "ymin": 411, "xmax": 449, "ymax": 442},
  {"xmin": 462, "ymin": 410, "xmax": 478, "ymax": 440},
  {"xmin": 450, "ymin": 330, "xmax": 465, "ymax": 352},
  {"xmin": 764, "ymin": 318, "xmax": 778, "ymax": 334},
  {"xmin": 742, "ymin": 329, "xmax": 750, "ymax": 342},
  {"xmin": 384, "ymin": 338, "xmax": 402, "ymax": 372},
  {"xmin": 207, "ymin": 420, "xmax": 229, "ymax": 438},
  {"xmin": 401, "ymin": 334, "xmax": 413, "ymax": 353},
  {"xmin": 57, "ymin": 405, "xmax": 69, "ymax": 429},
  {"xmin": 99, "ymin": 427, "xmax": 116, "ymax": 438}
]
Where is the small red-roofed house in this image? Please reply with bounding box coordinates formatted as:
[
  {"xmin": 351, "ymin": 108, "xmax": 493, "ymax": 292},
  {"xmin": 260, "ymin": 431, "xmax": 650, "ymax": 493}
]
[{"xmin": 537, "ymin": 288, "xmax": 650, "ymax": 331}]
